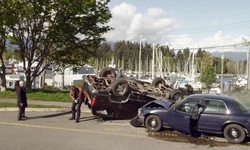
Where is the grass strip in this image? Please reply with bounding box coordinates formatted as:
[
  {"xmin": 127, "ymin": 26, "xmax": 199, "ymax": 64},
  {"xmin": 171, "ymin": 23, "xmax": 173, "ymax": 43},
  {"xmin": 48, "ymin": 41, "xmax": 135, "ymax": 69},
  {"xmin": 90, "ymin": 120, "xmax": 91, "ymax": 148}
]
[
  {"xmin": 0, "ymin": 102, "xmax": 66, "ymax": 108},
  {"xmin": 0, "ymin": 89, "xmax": 70, "ymax": 102}
]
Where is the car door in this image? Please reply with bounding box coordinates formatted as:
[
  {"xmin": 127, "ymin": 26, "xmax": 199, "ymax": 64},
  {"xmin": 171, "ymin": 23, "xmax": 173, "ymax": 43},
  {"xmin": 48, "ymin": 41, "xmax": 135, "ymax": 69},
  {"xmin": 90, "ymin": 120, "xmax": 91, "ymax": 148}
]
[
  {"xmin": 198, "ymin": 99, "xmax": 230, "ymax": 133},
  {"xmin": 167, "ymin": 99, "xmax": 201, "ymax": 133}
]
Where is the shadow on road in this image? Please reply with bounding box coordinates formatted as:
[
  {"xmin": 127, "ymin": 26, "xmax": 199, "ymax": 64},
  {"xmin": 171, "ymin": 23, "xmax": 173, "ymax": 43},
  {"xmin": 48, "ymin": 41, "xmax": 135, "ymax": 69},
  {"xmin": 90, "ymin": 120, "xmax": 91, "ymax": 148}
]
[
  {"xmin": 27, "ymin": 111, "xmax": 71, "ymax": 120},
  {"xmin": 78, "ymin": 116, "xmax": 102, "ymax": 122}
]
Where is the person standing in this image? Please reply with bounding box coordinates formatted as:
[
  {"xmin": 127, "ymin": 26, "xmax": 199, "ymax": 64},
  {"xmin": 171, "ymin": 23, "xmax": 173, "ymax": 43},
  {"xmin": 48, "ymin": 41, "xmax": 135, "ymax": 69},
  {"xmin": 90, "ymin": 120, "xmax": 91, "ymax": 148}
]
[
  {"xmin": 16, "ymin": 81, "xmax": 28, "ymax": 121},
  {"xmin": 69, "ymin": 86, "xmax": 84, "ymax": 123}
]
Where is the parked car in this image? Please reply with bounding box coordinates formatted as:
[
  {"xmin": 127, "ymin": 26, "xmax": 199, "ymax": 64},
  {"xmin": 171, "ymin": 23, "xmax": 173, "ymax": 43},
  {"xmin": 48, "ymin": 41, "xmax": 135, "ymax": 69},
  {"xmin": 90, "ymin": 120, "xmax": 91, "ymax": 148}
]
[{"xmin": 130, "ymin": 94, "xmax": 250, "ymax": 144}]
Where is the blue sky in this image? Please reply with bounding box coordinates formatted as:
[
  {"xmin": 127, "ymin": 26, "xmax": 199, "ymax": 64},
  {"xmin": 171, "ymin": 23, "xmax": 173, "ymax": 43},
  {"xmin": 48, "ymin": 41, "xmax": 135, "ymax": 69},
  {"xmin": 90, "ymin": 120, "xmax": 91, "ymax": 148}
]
[{"xmin": 105, "ymin": 0, "xmax": 250, "ymax": 56}]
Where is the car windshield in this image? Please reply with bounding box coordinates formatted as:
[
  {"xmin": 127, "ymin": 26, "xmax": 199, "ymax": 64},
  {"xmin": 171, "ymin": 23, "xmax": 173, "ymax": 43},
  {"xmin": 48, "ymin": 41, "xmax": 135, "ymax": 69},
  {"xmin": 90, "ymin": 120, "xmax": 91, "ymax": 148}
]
[
  {"xmin": 171, "ymin": 97, "xmax": 186, "ymax": 108},
  {"xmin": 232, "ymin": 99, "xmax": 249, "ymax": 113}
]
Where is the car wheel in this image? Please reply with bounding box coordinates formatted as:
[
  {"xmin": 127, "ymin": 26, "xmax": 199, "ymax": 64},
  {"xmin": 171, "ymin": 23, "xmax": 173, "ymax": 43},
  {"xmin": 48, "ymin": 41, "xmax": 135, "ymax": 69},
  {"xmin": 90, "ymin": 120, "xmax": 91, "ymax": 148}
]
[
  {"xmin": 99, "ymin": 67, "xmax": 116, "ymax": 78},
  {"xmin": 152, "ymin": 77, "xmax": 165, "ymax": 87},
  {"xmin": 111, "ymin": 79, "xmax": 130, "ymax": 96},
  {"xmin": 91, "ymin": 107, "xmax": 98, "ymax": 116},
  {"xmin": 145, "ymin": 115, "xmax": 162, "ymax": 132},
  {"xmin": 170, "ymin": 89, "xmax": 183, "ymax": 101},
  {"xmin": 223, "ymin": 124, "xmax": 246, "ymax": 144}
]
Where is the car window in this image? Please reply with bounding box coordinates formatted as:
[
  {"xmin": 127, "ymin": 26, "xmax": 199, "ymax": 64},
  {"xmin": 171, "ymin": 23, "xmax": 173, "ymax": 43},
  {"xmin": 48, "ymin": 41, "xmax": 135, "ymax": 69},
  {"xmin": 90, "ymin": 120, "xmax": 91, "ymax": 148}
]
[
  {"xmin": 204, "ymin": 100, "xmax": 227, "ymax": 114},
  {"xmin": 176, "ymin": 100, "xmax": 200, "ymax": 113}
]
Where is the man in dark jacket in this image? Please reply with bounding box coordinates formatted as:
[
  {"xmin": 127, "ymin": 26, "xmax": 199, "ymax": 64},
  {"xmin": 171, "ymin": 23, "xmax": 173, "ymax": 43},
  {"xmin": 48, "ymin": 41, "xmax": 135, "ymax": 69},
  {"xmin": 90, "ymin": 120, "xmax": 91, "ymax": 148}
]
[
  {"xmin": 69, "ymin": 86, "xmax": 85, "ymax": 123},
  {"xmin": 16, "ymin": 81, "xmax": 28, "ymax": 121}
]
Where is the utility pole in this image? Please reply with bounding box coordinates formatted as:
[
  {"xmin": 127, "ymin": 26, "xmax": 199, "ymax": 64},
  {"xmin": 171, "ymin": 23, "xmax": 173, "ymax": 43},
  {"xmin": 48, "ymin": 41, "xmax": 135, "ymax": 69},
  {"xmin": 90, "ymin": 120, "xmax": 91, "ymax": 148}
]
[
  {"xmin": 247, "ymin": 50, "xmax": 250, "ymax": 90},
  {"xmin": 220, "ymin": 52, "xmax": 224, "ymax": 94}
]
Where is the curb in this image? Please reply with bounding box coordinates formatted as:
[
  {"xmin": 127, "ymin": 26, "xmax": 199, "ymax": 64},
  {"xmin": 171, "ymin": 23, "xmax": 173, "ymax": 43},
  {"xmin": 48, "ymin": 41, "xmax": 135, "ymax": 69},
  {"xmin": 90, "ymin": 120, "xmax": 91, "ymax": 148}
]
[{"xmin": 0, "ymin": 108, "xmax": 91, "ymax": 113}]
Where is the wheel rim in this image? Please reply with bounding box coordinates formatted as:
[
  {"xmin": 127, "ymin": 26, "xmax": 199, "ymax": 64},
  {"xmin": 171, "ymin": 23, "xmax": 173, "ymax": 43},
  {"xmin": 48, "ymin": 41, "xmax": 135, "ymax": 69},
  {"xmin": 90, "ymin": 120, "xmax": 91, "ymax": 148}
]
[
  {"xmin": 229, "ymin": 128, "xmax": 240, "ymax": 139},
  {"xmin": 116, "ymin": 83, "xmax": 126, "ymax": 94},
  {"xmin": 149, "ymin": 118, "xmax": 158, "ymax": 128}
]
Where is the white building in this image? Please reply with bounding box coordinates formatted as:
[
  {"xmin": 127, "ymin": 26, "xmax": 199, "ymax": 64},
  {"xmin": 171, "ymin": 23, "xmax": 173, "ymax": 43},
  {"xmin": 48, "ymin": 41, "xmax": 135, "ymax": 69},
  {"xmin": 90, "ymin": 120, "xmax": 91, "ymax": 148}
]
[
  {"xmin": 2, "ymin": 59, "xmax": 97, "ymax": 89},
  {"xmin": 48, "ymin": 65, "xmax": 97, "ymax": 88}
]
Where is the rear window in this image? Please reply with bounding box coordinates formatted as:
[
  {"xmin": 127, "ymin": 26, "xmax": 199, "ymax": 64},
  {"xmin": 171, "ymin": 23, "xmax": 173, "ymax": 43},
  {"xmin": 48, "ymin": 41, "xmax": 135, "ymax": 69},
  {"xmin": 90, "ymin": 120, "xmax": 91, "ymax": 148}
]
[
  {"xmin": 232, "ymin": 99, "xmax": 249, "ymax": 113},
  {"xmin": 204, "ymin": 100, "xmax": 227, "ymax": 114}
]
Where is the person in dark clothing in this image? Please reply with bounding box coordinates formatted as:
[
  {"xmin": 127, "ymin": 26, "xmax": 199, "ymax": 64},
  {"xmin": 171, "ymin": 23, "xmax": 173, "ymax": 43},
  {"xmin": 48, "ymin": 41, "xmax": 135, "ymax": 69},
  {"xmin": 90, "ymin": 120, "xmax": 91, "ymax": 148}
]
[
  {"xmin": 69, "ymin": 86, "xmax": 84, "ymax": 123},
  {"xmin": 189, "ymin": 104, "xmax": 204, "ymax": 137},
  {"xmin": 16, "ymin": 81, "xmax": 28, "ymax": 121}
]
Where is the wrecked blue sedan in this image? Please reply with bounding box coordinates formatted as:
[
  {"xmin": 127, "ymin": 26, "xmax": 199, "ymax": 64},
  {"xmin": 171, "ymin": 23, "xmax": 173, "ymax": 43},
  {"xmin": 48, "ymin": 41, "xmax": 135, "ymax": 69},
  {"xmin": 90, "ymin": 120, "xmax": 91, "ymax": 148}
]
[{"xmin": 130, "ymin": 94, "xmax": 250, "ymax": 144}]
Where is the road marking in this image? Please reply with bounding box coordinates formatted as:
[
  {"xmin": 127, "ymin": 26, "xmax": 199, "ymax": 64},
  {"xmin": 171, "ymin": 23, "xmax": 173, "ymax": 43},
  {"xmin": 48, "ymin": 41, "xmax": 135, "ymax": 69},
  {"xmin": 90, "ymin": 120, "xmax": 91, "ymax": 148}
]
[{"xmin": 0, "ymin": 121, "xmax": 147, "ymax": 138}]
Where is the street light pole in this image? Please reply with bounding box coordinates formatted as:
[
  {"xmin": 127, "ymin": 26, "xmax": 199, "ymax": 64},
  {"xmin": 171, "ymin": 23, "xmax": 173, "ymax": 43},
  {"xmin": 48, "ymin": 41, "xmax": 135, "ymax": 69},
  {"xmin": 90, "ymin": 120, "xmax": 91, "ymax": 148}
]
[
  {"xmin": 247, "ymin": 50, "xmax": 250, "ymax": 90},
  {"xmin": 220, "ymin": 52, "xmax": 224, "ymax": 94}
]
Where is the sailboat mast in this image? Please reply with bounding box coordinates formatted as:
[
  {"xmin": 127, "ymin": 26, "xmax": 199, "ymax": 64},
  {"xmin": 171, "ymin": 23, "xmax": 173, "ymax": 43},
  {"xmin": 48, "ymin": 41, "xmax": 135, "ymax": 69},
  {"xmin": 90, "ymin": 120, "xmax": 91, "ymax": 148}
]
[
  {"xmin": 138, "ymin": 35, "xmax": 142, "ymax": 79},
  {"xmin": 152, "ymin": 43, "xmax": 155, "ymax": 79}
]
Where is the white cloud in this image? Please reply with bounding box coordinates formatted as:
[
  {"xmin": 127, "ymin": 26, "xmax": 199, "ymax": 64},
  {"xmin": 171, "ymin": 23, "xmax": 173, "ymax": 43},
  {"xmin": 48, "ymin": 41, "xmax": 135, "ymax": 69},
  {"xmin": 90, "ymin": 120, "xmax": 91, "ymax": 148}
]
[
  {"xmin": 104, "ymin": 3, "xmax": 250, "ymax": 54},
  {"xmin": 147, "ymin": 7, "xmax": 165, "ymax": 17},
  {"xmin": 104, "ymin": 2, "xmax": 180, "ymax": 43},
  {"xmin": 197, "ymin": 31, "xmax": 249, "ymax": 52},
  {"xmin": 112, "ymin": 2, "xmax": 136, "ymax": 17}
]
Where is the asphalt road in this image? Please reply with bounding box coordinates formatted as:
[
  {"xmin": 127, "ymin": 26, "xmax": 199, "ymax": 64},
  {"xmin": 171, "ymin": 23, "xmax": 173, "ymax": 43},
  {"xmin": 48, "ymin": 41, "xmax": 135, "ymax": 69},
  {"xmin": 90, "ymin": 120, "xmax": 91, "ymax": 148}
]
[{"xmin": 0, "ymin": 111, "xmax": 249, "ymax": 150}]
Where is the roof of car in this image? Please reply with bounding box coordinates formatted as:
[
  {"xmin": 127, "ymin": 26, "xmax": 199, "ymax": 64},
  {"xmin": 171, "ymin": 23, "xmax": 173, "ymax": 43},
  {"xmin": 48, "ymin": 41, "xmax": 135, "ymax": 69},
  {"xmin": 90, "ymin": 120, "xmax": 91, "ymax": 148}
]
[{"xmin": 186, "ymin": 94, "xmax": 234, "ymax": 103}]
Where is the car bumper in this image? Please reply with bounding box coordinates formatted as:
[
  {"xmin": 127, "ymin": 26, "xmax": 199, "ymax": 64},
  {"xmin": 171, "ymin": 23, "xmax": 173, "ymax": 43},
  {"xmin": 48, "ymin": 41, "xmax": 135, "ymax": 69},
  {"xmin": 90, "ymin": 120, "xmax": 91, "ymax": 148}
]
[
  {"xmin": 130, "ymin": 110, "xmax": 145, "ymax": 127},
  {"xmin": 130, "ymin": 117, "xmax": 142, "ymax": 127}
]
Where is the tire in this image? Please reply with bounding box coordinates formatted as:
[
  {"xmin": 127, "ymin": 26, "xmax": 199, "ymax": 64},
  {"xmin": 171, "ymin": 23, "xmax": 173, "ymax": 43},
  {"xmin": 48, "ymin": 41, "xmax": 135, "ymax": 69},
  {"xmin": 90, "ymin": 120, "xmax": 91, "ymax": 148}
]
[
  {"xmin": 111, "ymin": 79, "xmax": 130, "ymax": 96},
  {"xmin": 152, "ymin": 77, "xmax": 166, "ymax": 87},
  {"xmin": 223, "ymin": 124, "xmax": 246, "ymax": 144},
  {"xmin": 170, "ymin": 89, "xmax": 183, "ymax": 101},
  {"xmin": 145, "ymin": 115, "xmax": 162, "ymax": 132},
  {"xmin": 99, "ymin": 67, "xmax": 117, "ymax": 78},
  {"xmin": 91, "ymin": 107, "xmax": 98, "ymax": 116}
]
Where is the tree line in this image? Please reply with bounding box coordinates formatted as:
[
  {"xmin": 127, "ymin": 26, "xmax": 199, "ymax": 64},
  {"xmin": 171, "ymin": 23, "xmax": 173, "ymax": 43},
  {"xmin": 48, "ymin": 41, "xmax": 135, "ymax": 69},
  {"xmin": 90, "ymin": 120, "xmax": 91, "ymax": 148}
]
[{"xmin": 93, "ymin": 41, "xmax": 247, "ymax": 77}]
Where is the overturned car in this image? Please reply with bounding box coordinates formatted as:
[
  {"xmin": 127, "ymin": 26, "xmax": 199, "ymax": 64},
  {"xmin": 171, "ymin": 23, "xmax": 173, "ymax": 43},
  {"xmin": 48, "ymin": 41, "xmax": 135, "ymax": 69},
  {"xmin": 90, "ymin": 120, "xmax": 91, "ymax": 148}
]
[{"xmin": 82, "ymin": 67, "xmax": 183, "ymax": 119}]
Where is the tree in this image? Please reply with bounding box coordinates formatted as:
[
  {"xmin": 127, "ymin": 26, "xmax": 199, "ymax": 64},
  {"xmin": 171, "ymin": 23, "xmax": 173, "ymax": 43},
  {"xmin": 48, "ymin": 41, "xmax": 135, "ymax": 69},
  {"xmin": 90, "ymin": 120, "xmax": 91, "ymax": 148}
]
[
  {"xmin": 200, "ymin": 50, "xmax": 213, "ymax": 72},
  {"xmin": 0, "ymin": 3, "xmax": 8, "ymax": 91},
  {"xmin": 2, "ymin": 0, "xmax": 112, "ymax": 89},
  {"xmin": 175, "ymin": 50, "xmax": 184, "ymax": 73},
  {"xmin": 200, "ymin": 65, "xmax": 216, "ymax": 92},
  {"xmin": 95, "ymin": 42, "xmax": 112, "ymax": 70}
]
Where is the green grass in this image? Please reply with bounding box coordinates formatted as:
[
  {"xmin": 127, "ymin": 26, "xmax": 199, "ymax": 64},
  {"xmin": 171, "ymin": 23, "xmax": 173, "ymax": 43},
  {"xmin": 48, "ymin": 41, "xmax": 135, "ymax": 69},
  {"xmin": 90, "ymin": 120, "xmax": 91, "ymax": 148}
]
[
  {"xmin": 0, "ymin": 102, "xmax": 66, "ymax": 108},
  {"xmin": 0, "ymin": 89, "xmax": 70, "ymax": 102}
]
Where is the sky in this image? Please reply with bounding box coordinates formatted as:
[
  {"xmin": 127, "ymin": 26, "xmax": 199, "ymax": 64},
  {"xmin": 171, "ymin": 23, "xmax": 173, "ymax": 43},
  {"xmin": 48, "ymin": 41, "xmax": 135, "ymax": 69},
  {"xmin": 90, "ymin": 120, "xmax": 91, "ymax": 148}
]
[{"xmin": 104, "ymin": 0, "xmax": 250, "ymax": 59}]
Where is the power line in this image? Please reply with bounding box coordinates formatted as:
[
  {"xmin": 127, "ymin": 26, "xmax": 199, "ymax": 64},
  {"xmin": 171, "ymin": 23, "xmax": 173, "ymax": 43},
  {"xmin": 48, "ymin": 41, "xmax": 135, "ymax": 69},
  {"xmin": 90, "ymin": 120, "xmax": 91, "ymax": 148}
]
[
  {"xmin": 108, "ymin": 20, "xmax": 250, "ymax": 35},
  {"xmin": 170, "ymin": 43, "xmax": 246, "ymax": 51}
]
